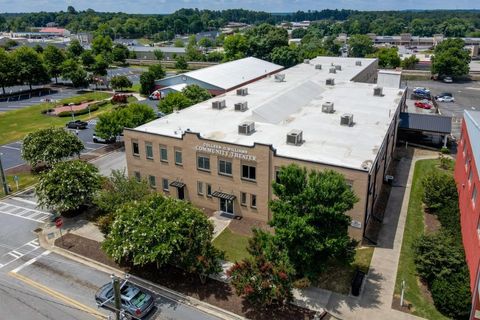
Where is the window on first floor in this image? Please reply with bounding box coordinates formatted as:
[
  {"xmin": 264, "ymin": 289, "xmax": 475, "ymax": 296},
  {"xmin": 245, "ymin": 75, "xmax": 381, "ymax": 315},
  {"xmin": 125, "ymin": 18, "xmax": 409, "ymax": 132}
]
[
  {"xmin": 197, "ymin": 181, "xmax": 204, "ymax": 195},
  {"xmin": 145, "ymin": 142, "xmax": 153, "ymax": 160},
  {"xmin": 160, "ymin": 145, "xmax": 168, "ymax": 162},
  {"xmin": 162, "ymin": 178, "xmax": 169, "ymax": 191},
  {"xmin": 206, "ymin": 183, "xmax": 212, "ymax": 197},
  {"xmin": 148, "ymin": 175, "xmax": 156, "ymax": 188},
  {"xmin": 242, "ymin": 164, "xmax": 256, "ymax": 181},
  {"xmin": 132, "ymin": 141, "xmax": 139, "ymax": 156},
  {"xmin": 197, "ymin": 155, "xmax": 210, "ymax": 171},
  {"xmin": 240, "ymin": 192, "xmax": 247, "ymax": 206},
  {"xmin": 219, "ymin": 159, "xmax": 232, "ymax": 176},
  {"xmin": 134, "ymin": 171, "xmax": 141, "ymax": 182},
  {"xmin": 251, "ymin": 194, "xmax": 257, "ymax": 208}
]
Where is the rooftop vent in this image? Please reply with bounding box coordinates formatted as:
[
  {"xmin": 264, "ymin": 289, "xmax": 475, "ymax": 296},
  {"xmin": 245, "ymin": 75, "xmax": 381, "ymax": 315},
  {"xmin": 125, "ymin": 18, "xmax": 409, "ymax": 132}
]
[
  {"xmin": 274, "ymin": 73, "xmax": 286, "ymax": 82},
  {"xmin": 234, "ymin": 101, "xmax": 248, "ymax": 112},
  {"xmin": 322, "ymin": 101, "xmax": 335, "ymax": 113},
  {"xmin": 286, "ymin": 129, "xmax": 303, "ymax": 146},
  {"xmin": 238, "ymin": 121, "xmax": 255, "ymax": 135},
  {"xmin": 304, "ymin": 59, "xmax": 310, "ymax": 64},
  {"xmin": 373, "ymin": 87, "xmax": 384, "ymax": 97},
  {"xmin": 236, "ymin": 88, "xmax": 248, "ymax": 96},
  {"xmin": 326, "ymin": 78, "xmax": 335, "ymax": 86},
  {"xmin": 315, "ymin": 64, "xmax": 322, "ymax": 70},
  {"xmin": 329, "ymin": 67, "xmax": 336, "ymax": 74},
  {"xmin": 355, "ymin": 60, "xmax": 362, "ymax": 66},
  {"xmin": 335, "ymin": 65, "xmax": 342, "ymax": 71},
  {"xmin": 340, "ymin": 113, "xmax": 354, "ymax": 127},
  {"xmin": 212, "ymin": 100, "xmax": 226, "ymax": 110}
]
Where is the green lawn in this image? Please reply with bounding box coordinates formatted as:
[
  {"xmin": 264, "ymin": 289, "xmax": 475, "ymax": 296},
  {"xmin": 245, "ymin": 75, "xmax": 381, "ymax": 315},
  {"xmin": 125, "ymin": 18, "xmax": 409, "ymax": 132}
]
[
  {"xmin": 213, "ymin": 228, "xmax": 250, "ymax": 262},
  {"xmin": 394, "ymin": 159, "xmax": 448, "ymax": 320},
  {"xmin": 0, "ymin": 92, "xmax": 112, "ymax": 145},
  {"xmin": 126, "ymin": 84, "xmax": 141, "ymax": 93},
  {"xmin": 0, "ymin": 172, "xmax": 39, "ymax": 198}
]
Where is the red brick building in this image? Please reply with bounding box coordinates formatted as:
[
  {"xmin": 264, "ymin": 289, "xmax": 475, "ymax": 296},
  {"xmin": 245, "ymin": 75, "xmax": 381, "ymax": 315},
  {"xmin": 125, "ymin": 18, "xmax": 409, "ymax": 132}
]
[{"xmin": 455, "ymin": 110, "xmax": 480, "ymax": 319}]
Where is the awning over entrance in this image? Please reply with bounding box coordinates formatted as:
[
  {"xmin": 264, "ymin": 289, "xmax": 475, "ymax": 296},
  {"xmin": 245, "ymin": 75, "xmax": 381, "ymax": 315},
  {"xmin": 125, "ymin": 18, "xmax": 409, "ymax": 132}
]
[
  {"xmin": 399, "ymin": 112, "xmax": 452, "ymax": 134},
  {"xmin": 211, "ymin": 191, "xmax": 236, "ymax": 201},
  {"xmin": 169, "ymin": 181, "xmax": 185, "ymax": 188}
]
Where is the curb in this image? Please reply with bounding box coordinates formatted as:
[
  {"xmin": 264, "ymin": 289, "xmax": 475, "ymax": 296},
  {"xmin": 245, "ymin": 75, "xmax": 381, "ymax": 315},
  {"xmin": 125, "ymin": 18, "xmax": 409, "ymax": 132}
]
[{"xmin": 37, "ymin": 231, "xmax": 246, "ymax": 320}]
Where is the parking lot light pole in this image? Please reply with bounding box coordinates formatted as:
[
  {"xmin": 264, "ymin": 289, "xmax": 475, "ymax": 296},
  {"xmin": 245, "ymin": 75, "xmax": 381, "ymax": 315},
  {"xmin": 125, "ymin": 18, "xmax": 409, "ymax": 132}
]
[{"xmin": 0, "ymin": 153, "xmax": 9, "ymax": 196}]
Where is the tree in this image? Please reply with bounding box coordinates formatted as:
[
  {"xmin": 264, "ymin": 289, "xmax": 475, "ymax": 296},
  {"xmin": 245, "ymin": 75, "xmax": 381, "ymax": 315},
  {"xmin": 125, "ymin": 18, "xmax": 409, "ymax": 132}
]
[
  {"xmin": 348, "ymin": 34, "xmax": 374, "ymax": 58},
  {"xmin": 291, "ymin": 28, "xmax": 307, "ymax": 39},
  {"xmin": 110, "ymin": 75, "xmax": 132, "ymax": 91},
  {"xmin": 148, "ymin": 64, "xmax": 166, "ymax": 79},
  {"xmin": 22, "ymin": 128, "xmax": 84, "ymax": 169},
  {"xmin": 92, "ymin": 54, "xmax": 109, "ymax": 77},
  {"xmin": 368, "ymin": 47, "xmax": 401, "ymax": 69},
  {"xmin": 153, "ymin": 49, "xmax": 164, "ymax": 61},
  {"xmin": 173, "ymin": 39, "xmax": 184, "ymax": 47},
  {"xmin": 269, "ymin": 46, "xmax": 299, "ymax": 68},
  {"xmin": 246, "ymin": 24, "xmax": 289, "ymax": 60},
  {"xmin": 61, "ymin": 58, "xmax": 88, "ymax": 87},
  {"xmin": 0, "ymin": 48, "xmax": 16, "ymax": 94},
  {"xmin": 36, "ymin": 160, "xmax": 101, "ymax": 213},
  {"xmin": 102, "ymin": 194, "xmax": 224, "ymax": 282},
  {"xmin": 43, "ymin": 45, "xmax": 66, "ymax": 83},
  {"xmin": 112, "ymin": 43, "xmax": 129, "ymax": 64},
  {"xmin": 422, "ymin": 171, "xmax": 458, "ymax": 211},
  {"xmin": 198, "ymin": 38, "xmax": 213, "ymax": 48},
  {"xmin": 158, "ymin": 92, "xmax": 192, "ymax": 114},
  {"xmin": 91, "ymin": 35, "xmax": 113, "ymax": 55},
  {"xmin": 431, "ymin": 38, "xmax": 470, "ymax": 77},
  {"xmin": 80, "ymin": 50, "xmax": 95, "ymax": 70},
  {"xmin": 223, "ymin": 33, "xmax": 248, "ymax": 60},
  {"xmin": 269, "ymin": 164, "xmax": 358, "ymax": 278},
  {"xmin": 430, "ymin": 269, "xmax": 471, "ymax": 319},
  {"xmin": 139, "ymin": 71, "xmax": 156, "ymax": 95},
  {"xmin": 228, "ymin": 229, "xmax": 294, "ymax": 307},
  {"xmin": 182, "ymin": 84, "xmax": 212, "ymax": 104},
  {"xmin": 12, "ymin": 46, "xmax": 50, "ymax": 90},
  {"xmin": 401, "ymin": 55, "xmax": 419, "ymax": 69},
  {"xmin": 67, "ymin": 39, "xmax": 84, "ymax": 57},
  {"xmin": 175, "ymin": 55, "xmax": 188, "ymax": 70}
]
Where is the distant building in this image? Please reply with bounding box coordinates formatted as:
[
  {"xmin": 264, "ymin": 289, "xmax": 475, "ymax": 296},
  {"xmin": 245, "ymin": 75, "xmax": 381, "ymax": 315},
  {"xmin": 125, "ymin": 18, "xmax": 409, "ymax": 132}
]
[
  {"xmin": 38, "ymin": 27, "xmax": 70, "ymax": 37},
  {"xmin": 154, "ymin": 57, "xmax": 283, "ymax": 96},
  {"xmin": 455, "ymin": 110, "xmax": 480, "ymax": 319},
  {"xmin": 128, "ymin": 46, "xmax": 186, "ymax": 60}
]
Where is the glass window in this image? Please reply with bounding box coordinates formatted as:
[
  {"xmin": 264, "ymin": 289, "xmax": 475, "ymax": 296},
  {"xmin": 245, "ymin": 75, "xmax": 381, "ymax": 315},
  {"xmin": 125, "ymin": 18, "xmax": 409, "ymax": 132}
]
[
  {"xmin": 219, "ymin": 159, "xmax": 232, "ymax": 175},
  {"xmin": 134, "ymin": 171, "xmax": 141, "ymax": 182},
  {"xmin": 242, "ymin": 165, "xmax": 256, "ymax": 181},
  {"xmin": 148, "ymin": 175, "xmax": 156, "ymax": 188},
  {"xmin": 160, "ymin": 146, "xmax": 168, "ymax": 162},
  {"xmin": 275, "ymin": 169, "xmax": 281, "ymax": 183},
  {"xmin": 473, "ymin": 185, "xmax": 478, "ymax": 206},
  {"xmin": 132, "ymin": 141, "xmax": 139, "ymax": 156},
  {"xmin": 240, "ymin": 192, "xmax": 247, "ymax": 206},
  {"xmin": 251, "ymin": 194, "xmax": 257, "ymax": 208},
  {"xmin": 175, "ymin": 149, "xmax": 182, "ymax": 165},
  {"xmin": 469, "ymin": 169, "xmax": 473, "ymax": 184},
  {"xmin": 145, "ymin": 142, "xmax": 153, "ymax": 160},
  {"xmin": 197, "ymin": 181, "xmax": 204, "ymax": 195},
  {"xmin": 162, "ymin": 178, "xmax": 169, "ymax": 191},
  {"xmin": 206, "ymin": 184, "xmax": 212, "ymax": 197},
  {"xmin": 197, "ymin": 155, "xmax": 210, "ymax": 171}
]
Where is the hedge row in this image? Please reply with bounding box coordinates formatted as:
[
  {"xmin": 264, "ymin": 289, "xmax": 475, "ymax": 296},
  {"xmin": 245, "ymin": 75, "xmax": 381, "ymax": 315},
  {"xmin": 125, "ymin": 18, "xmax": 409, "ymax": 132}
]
[{"xmin": 57, "ymin": 101, "xmax": 108, "ymax": 117}]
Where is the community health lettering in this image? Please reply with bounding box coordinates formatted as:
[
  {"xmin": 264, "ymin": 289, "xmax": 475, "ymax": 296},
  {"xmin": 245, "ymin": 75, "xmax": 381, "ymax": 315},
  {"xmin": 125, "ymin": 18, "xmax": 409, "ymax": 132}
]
[{"xmin": 195, "ymin": 143, "xmax": 256, "ymax": 161}]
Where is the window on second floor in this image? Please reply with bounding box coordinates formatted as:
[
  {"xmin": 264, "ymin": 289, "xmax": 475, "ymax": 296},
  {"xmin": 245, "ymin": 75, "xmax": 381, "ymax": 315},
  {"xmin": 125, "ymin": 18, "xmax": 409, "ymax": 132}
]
[
  {"xmin": 219, "ymin": 159, "xmax": 232, "ymax": 176},
  {"xmin": 160, "ymin": 146, "xmax": 168, "ymax": 162},
  {"xmin": 145, "ymin": 142, "xmax": 153, "ymax": 160},
  {"xmin": 175, "ymin": 149, "xmax": 182, "ymax": 165},
  {"xmin": 197, "ymin": 155, "xmax": 210, "ymax": 171},
  {"xmin": 241, "ymin": 164, "xmax": 256, "ymax": 181},
  {"xmin": 132, "ymin": 141, "xmax": 139, "ymax": 156}
]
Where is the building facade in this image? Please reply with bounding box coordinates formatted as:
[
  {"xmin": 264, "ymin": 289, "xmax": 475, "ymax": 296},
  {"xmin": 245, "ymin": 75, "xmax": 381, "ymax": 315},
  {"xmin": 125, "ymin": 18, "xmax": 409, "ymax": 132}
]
[
  {"xmin": 455, "ymin": 110, "xmax": 480, "ymax": 319},
  {"xmin": 125, "ymin": 57, "xmax": 405, "ymax": 241}
]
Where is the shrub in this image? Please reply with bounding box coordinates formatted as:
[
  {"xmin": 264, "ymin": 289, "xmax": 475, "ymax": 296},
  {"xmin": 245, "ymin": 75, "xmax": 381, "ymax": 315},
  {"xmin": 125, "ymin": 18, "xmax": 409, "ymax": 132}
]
[
  {"xmin": 57, "ymin": 104, "xmax": 99, "ymax": 117},
  {"xmin": 111, "ymin": 94, "xmax": 128, "ymax": 104},
  {"xmin": 436, "ymin": 202, "xmax": 461, "ymax": 239},
  {"xmin": 440, "ymin": 147, "xmax": 450, "ymax": 154},
  {"xmin": 438, "ymin": 154, "xmax": 454, "ymax": 170},
  {"xmin": 97, "ymin": 212, "xmax": 114, "ymax": 235},
  {"xmin": 422, "ymin": 171, "xmax": 457, "ymax": 211},
  {"xmin": 430, "ymin": 269, "xmax": 471, "ymax": 320}
]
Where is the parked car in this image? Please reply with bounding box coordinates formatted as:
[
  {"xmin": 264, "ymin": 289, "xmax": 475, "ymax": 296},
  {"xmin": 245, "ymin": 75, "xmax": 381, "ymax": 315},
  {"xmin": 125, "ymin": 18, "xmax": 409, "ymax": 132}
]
[
  {"xmin": 436, "ymin": 96, "xmax": 455, "ymax": 102},
  {"xmin": 66, "ymin": 120, "xmax": 88, "ymax": 130},
  {"xmin": 93, "ymin": 134, "xmax": 116, "ymax": 144},
  {"xmin": 414, "ymin": 101, "xmax": 432, "ymax": 109},
  {"xmin": 95, "ymin": 282, "xmax": 155, "ymax": 319},
  {"xmin": 149, "ymin": 90, "xmax": 162, "ymax": 100},
  {"xmin": 443, "ymin": 76, "xmax": 453, "ymax": 83},
  {"xmin": 413, "ymin": 87, "xmax": 430, "ymax": 94},
  {"xmin": 435, "ymin": 92, "xmax": 452, "ymax": 99}
]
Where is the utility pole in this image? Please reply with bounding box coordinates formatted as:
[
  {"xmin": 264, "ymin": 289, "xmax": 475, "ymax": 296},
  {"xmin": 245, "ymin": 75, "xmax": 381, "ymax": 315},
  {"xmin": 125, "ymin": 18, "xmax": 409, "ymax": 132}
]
[
  {"xmin": 0, "ymin": 153, "xmax": 8, "ymax": 195},
  {"xmin": 111, "ymin": 275, "xmax": 122, "ymax": 320}
]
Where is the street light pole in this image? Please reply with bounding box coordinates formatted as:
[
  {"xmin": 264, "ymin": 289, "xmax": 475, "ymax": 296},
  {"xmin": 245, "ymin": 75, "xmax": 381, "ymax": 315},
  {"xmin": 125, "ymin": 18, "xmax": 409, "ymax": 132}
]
[
  {"xmin": 111, "ymin": 275, "xmax": 121, "ymax": 320},
  {"xmin": 0, "ymin": 153, "xmax": 9, "ymax": 195}
]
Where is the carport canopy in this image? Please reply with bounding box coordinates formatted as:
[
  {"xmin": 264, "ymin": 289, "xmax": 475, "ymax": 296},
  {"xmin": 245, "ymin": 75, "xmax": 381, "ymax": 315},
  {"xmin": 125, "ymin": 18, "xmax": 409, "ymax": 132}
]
[{"xmin": 399, "ymin": 112, "xmax": 452, "ymax": 134}]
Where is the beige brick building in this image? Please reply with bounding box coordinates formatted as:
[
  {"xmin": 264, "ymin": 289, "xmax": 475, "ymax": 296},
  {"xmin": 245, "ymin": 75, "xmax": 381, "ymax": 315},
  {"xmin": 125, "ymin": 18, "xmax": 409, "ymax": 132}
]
[{"xmin": 125, "ymin": 57, "xmax": 406, "ymax": 241}]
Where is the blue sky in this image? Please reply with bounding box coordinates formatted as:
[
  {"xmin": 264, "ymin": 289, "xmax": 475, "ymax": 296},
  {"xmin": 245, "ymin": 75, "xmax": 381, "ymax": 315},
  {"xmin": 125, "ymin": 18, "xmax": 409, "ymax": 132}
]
[{"xmin": 1, "ymin": 0, "xmax": 479, "ymax": 13}]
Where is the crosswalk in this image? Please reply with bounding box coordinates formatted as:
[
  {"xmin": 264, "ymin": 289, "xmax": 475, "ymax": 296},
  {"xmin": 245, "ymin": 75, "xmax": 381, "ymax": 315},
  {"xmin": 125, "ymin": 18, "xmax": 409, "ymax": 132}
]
[
  {"xmin": 0, "ymin": 202, "xmax": 52, "ymax": 223},
  {"xmin": 87, "ymin": 119, "xmax": 98, "ymax": 125},
  {"xmin": 0, "ymin": 239, "xmax": 40, "ymax": 269}
]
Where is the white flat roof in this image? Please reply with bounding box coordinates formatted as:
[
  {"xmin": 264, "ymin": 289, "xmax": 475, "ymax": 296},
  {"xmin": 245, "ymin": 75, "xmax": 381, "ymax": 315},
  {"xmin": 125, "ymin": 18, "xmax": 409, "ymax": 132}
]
[{"xmin": 136, "ymin": 57, "xmax": 405, "ymax": 171}]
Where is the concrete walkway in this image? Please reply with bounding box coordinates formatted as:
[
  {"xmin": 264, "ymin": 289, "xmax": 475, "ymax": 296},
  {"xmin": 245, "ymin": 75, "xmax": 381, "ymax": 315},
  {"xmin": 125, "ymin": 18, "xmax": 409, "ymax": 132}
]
[
  {"xmin": 292, "ymin": 149, "xmax": 439, "ymax": 320},
  {"xmin": 209, "ymin": 211, "xmax": 233, "ymax": 240}
]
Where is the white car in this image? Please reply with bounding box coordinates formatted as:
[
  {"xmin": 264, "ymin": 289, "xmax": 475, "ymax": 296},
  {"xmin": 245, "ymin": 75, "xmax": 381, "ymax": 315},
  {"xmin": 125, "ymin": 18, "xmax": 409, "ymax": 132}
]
[
  {"xmin": 436, "ymin": 96, "xmax": 455, "ymax": 103},
  {"xmin": 443, "ymin": 77, "xmax": 453, "ymax": 83}
]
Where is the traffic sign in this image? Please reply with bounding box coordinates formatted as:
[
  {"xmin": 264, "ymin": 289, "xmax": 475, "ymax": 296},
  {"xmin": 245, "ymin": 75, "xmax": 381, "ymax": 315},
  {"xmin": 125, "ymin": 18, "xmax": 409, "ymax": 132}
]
[{"xmin": 55, "ymin": 217, "xmax": 63, "ymax": 228}]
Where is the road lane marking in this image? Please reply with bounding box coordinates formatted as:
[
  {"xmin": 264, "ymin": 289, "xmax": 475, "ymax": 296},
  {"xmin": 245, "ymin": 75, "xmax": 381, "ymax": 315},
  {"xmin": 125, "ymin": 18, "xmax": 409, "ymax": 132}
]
[
  {"xmin": 8, "ymin": 272, "xmax": 107, "ymax": 319},
  {"xmin": 0, "ymin": 145, "xmax": 21, "ymax": 150},
  {"xmin": 10, "ymin": 196, "xmax": 37, "ymax": 205},
  {"xmin": 11, "ymin": 250, "xmax": 50, "ymax": 273}
]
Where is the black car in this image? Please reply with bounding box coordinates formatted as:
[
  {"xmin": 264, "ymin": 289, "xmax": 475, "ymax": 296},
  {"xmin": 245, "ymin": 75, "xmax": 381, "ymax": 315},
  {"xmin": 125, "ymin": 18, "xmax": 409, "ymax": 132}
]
[{"xmin": 66, "ymin": 120, "xmax": 88, "ymax": 130}]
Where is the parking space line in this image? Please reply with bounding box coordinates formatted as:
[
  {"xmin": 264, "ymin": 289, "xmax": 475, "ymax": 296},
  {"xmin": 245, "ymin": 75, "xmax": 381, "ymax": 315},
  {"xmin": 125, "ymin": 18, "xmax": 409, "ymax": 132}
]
[
  {"xmin": 0, "ymin": 210, "xmax": 48, "ymax": 223},
  {"xmin": 0, "ymin": 145, "xmax": 21, "ymax": 150},
  {"xmin": 11, "ymin": 250, "xmax": 50, "ymax": 274},
  {"xmin": 10, "ymin": 197, "xmax": 37, "ymax": 205}
]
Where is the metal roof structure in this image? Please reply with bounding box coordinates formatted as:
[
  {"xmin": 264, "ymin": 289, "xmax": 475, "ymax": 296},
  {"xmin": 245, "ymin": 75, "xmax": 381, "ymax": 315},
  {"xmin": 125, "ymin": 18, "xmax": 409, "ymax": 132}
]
[{"xmin": 398, "ymin": 112, "xmax": 452, "ymax": 134}]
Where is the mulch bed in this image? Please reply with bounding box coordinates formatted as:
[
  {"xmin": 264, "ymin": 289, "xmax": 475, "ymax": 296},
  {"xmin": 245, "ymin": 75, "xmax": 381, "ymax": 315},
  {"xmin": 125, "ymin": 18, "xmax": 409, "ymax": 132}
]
[{"xmin": 56, "ymin": 233, "xmax": 316, "ymax": 320}]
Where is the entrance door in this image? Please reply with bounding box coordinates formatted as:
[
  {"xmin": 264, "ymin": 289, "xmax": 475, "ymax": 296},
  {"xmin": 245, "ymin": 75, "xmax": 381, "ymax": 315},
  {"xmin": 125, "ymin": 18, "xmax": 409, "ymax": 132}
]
[
  {"xmin": 177, "ymin": 187, "xmax": 185, "ymax": 200},
  {"xmin": 219, "ymin": 198, "xmax": 234, "ymax": 214}
]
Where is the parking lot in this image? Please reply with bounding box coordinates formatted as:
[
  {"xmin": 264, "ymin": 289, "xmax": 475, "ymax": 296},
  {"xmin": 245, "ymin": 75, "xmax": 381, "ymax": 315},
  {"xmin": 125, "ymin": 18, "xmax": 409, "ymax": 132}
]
[{"xmin": 403, "ymin": 79, "xmax": 480, "ymax": 138}]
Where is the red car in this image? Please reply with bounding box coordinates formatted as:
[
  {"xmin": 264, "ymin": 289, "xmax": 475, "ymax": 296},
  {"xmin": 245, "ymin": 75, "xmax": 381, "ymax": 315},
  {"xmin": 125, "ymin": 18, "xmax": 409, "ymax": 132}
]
[{"xmin": 414, "ymin": 101, "xmax": 432, "ymax": 109}]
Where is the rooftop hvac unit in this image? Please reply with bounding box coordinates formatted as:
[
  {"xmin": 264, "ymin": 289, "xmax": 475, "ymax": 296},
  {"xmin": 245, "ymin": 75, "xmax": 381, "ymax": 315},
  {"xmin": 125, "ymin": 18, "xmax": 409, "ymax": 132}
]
[
  {"xmin": 322, "ymin": 101, "xmax": 335, "ymax": 113},
  {"xmin": 315, "ymin": 64, "xmax": 322, "ymax": 70},
  {"xmin": 234, "ymin": 101, "xmax": 248, "ymax": 112},
  {"xmin": 335, "ymin": 65, "xmax": 342, "ymax": 71},
  {"xmin": 329, "ymin": 67, "xmax": 336, "ymax": 74},
  {"xmin": 340, "ymin": 113, "xmax": 354, "ymax": 126},
  {"xmin": 236, "ymin": 88, "xmax": 248, "ymax": 96},
  {"xmin": 326, "ymin": 78, "xmax": 335, "ymax": 86},
  {"xmin": 274, "ymin": 73, "xmax": 285, "ymax": 82},
  {"xmin": 304, "ymin": 59, "xmax": 310, "ymax": 64},
  {"xmin": 373, "ymin": 87, "xmax": 384, "ymax": 96},
  {"xmin": 212, "ymin": 100, "xmax": 226, "ymax": 109},
  {"xmin": 238, "ymin": 121, "xmax": 255, "ymax": 135},
  {"xmin": 356, "ymin": 60, "xmax": 362, "ymax": 66},
  {"xmin": 286, "ymin": 129, "xmax": 303, "ymax": 146}
]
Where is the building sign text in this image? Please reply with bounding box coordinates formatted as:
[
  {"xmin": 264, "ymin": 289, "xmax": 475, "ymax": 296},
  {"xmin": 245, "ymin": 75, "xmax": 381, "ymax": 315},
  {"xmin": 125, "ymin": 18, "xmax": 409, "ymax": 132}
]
[{"xmin": 195, "ymin": 143, "xmax": 256, "ymax": 161}]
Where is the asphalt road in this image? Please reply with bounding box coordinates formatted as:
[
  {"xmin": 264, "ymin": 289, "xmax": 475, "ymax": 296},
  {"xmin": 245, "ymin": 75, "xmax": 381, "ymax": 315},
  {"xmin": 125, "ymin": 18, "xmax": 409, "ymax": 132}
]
[
  {"xmin": 0, "ymin": 190, "xmax": 223, "ymax": 320},
  {"xmin": 0, "ymin": 87, "xmax": 79, "ymax": 112}
]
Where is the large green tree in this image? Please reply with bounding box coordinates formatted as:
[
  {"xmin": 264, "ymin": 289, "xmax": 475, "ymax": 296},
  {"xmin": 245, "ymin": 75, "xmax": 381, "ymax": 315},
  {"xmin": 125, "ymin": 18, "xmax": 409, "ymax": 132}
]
[
  {"xmin": 112, "ymin": 43, "xmax": 129, "ymax": 64},
  {"xmin": 67, "ymin": 39, "xmax": 84, "ymax": 57},
  {"xmin": 139, "ymin": 64, "xmax": 166, "ymax": 95},
  {"xmin": 269, "ymin": 46, "xmax": 299, "ymax": 68},
  {"xmin": 269, "ymin": 164, "xmax": 358, "ymax": 279},
  {"xmin": 43, "ymin": 45, "xmax": 66, "ymax": 84},
  {"xmin": 348, "ymin": 34, "xmax": 375, "ymax": 58},
  {"xmin": 0, "ymin": 48, "xmax": 16, "ymax": 94},
  {"xmin": 246, "ymin": 23, "xmax": 289, "ymax": 60},
  {"xmin": 431, "ymin": 38, "xmax": 470, "ymax": 77},
  {"xmin": 175, "ymin": 55, "xmax": 188, "ymax": 70},
  {"xmin": 91, "ymin": 35, "xmax": 113, "ymax": 56},
  {"xmin": 110, "ymin": 75, "xmax": 132, "ymax": 91},
  {"xmin": 223, "ymin": 33, "xmax": 248, "ymax": 60},
  {"xmin": 103, "ymin": 194, "xmax": 224, "ymax": 282},
  {"xmin": 61, "ymin": 58, "xmax": 88, "ymax": 87},
  {"xmin": 181, "ymin": 84, "xmax": 212, "ymax": 104},
  {"xmin": 36, "ymin": 160, "xmax": 101, "ymax": 213},
  {"xmin": 369, "ymin": 47, "xmax": 401, "ymax": 69},
  {"xmin": 22, "ymin": 128, "xmax": 84, "ymax": 169},
  {"xmin": 158, "ymin": 92, "xmax": 192, "ymax": 114},
  {"xmin": 12, "ymin": 46, "xmax": 50, "ymax": 90}
]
